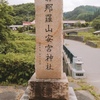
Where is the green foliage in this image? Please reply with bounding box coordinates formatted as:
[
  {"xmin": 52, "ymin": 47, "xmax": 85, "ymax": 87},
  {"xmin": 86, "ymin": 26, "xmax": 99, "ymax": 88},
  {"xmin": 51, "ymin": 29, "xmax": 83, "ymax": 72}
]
[
  {"xmin": 29, "ymin": 25, "xmax": 36, "ymax": 33},
  {"xmin": 81, "ymin": 23, "xmax": 89, "ymax": 27},
  {"xmin": 0, "ymin": 0, "xmax": 14, "ymax": 42},
  {"xmin": 0, "ymin": 32, "xmax": 36, "ymax": 54},
  {"xmin": 64, "ymin": 6, "xmax": 100, "ymax": 22},
  {"xmin": 92, "ymin": 16, "xmax": 100, "ymax": 30},
  {"xmin": 0, "ymin": 0, "xmax": 7, "ymax": 4},
  {"xmin": 12, "ymin": 3, "xmax": 35, "ymax": 25},
  {"xmin": 17, "ymin": 25, "xmax": 36, "ymax": 33},
  {"xmin": 74, "ymin": 22, "xmax": 81, "ymax": 27},
  {"xmin": 93, "ymin": 8, "xmax": 100, "ymax": 19},
  {"xmin": 9, "ymin": 31, "xmax": 36, "ymax": 41},
  {"xmin": 78, "ymin": 31, "xmax": 100, "ymax": 47},
  {"xmin": 0, "ymin": 53, "xmax": 35, "ymax": 84},
  {"xmin": 76, "ymin": 13, "xmax": 94, "ymax": 21},
  {"xmin": 17, "ymin": 27, "xmax": 26, "ymax": 33},
  {"xmin": 0, "ymin": 32, "xmax": 36, "ymax": 85},
  {"xmin": 0, "ymin": 41, "xmax": 35, "ymax": 54}
]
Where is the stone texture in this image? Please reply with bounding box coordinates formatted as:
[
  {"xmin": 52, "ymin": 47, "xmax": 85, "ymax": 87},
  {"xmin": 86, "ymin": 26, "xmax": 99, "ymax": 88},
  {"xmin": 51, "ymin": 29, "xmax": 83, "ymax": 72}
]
[
  {"xmin": 28, "ymin": 73, "xmax": 68, "ymax": 100},
  {"xmin": 35, "ymin": 0, "xmax": 63, "ymax": 79},
  {"xmin": 21, "ymin": 87, "xmax": 79, "ymax": 100}
]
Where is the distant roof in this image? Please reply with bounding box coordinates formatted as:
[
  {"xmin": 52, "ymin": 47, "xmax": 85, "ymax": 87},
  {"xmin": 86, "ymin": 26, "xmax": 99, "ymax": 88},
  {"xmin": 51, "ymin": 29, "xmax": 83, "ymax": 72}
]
[
  {"xmin": 31, "ymin": 20, "xmax": 35, "ymax": 24},
  {"xmin": 23, "ymin": 22, "xmax": 31, "ymax": 26},
  {"xmin": 63, "ymin": 20, "xmax": 86, "ymax": 24},
  {"xmin": 23, "ymin": 20, "xmax": 35, "ymax": 26}
]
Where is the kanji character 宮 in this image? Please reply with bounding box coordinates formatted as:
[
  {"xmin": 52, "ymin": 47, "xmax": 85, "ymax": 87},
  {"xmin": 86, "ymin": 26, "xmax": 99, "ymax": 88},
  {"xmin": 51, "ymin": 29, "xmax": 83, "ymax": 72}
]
[{"xmin": 45, "ymin": 44, "xmax": 53, "ymax": 52}]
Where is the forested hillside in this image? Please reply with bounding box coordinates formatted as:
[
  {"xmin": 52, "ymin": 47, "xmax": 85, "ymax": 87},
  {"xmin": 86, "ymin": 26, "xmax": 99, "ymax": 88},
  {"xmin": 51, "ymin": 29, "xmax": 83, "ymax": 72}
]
[
  {"xmin": 64, "ymin": 6, "xmax": 100, "ymax": 21},
  {"xmin": 11, "ymin": 4, "xmax": 100, "ymax": 24},
  {"xmin": 12, "ymin": 3, "xmax": 35, "ymax": 25}
]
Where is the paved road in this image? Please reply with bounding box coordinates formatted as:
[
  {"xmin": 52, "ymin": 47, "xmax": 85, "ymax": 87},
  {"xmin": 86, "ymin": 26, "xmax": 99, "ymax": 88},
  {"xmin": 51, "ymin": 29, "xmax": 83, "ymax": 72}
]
[{"xmin": 64, "ymin": 39, "xmax": 100, "ymax": 93}]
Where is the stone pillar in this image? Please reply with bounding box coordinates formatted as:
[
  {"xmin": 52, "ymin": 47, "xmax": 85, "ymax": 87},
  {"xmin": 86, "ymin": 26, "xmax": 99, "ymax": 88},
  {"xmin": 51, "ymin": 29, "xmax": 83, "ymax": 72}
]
[
  {"xmin": 28, "ymin": 0, "xmax": 69, "ymax": 99},
  {"xmin": 21, "ymin": 0, "xmax": 70, "ymax": 100},
  {"xmin": 35, "ymin": 0, "xmax": 63, "ymax": 79}
]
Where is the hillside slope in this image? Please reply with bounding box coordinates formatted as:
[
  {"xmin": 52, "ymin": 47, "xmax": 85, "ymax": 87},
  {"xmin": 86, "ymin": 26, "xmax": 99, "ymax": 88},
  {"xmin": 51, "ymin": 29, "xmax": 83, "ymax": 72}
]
[{"xmin": 64, "ymin": 6, "xmax": 100, "ymax": 21}]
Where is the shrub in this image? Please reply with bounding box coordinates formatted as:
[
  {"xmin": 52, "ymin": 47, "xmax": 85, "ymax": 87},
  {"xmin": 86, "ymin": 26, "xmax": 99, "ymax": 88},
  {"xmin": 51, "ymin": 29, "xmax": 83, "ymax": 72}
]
[
  {"xmin": 15, "ymin": 34, "xmax": 35, "ymax": 40},
  {"xmin": 78, "ymin": 32, "xmax": 99, "ymax": 42},
  {"xmin": 0, "ymin": 53, "xmax": 35, "ymax": 84},
  {"xmin": 17, "ymin": 27, "xmax": 26, "ymax": 33},
  {"xmin": 0, "ymin": 41, "xmax": 36, "ymax": 54},
  {"xmin": 0, "ymin": 31, "xmax": 36, "ymax": 85},
  {"xmin": 0, "ymin": 32, "xmax": 36, "ymax": 54},
  {"xmin": 92, "ymin": 16, "xmax": 100, "ymax": 30}
]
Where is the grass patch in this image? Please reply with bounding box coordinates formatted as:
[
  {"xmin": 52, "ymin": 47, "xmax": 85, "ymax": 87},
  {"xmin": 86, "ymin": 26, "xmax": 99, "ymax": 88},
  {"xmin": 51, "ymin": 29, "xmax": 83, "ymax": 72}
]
[
  {"xmin": 78, "ymin": 32, "xmax": 100, "ymax": 47},
  {"xmin": 77, "ymin": 81, "xmax": 100, "ymax": 100},
  {"xmin": 68, "ymin": 77, "xmax": 100, "ymax": 100}
]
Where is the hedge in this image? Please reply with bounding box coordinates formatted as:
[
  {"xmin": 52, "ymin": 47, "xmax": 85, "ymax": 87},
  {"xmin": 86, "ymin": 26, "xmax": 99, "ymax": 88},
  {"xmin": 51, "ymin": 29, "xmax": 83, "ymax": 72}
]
[
  {"xmin": 0, "ymin": 53, "xmax": 35, "ymax": 84},
  {"xmin": 0, "ymin": 41, "xmax": 36, "ymax": 54},
  {"xmin": 0, "ymin": 32, "xmax": 36, "ymax": 85}
]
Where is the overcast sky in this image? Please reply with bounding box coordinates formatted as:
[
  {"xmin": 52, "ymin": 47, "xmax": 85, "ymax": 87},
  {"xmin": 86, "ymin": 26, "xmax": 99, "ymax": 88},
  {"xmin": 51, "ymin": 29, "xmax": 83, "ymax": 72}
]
[{"xmin": 7, "ymin": 0, "xmax": 100, "ymax": 12}]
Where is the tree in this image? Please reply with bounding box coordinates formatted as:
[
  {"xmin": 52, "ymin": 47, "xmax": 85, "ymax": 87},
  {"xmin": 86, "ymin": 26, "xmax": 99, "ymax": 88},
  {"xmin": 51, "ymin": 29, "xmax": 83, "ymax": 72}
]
[
  {"xmin": 92, "ymin": 16, "xmax": 100, "ymax": 30},
  {"xmin": 0, "ymin": 0, "xmax": 13, "ymax": 42},
  {"xmin": 12, "ymin": 3, "xmax": 35, "ymax": 25},
  {"xmin": 75, "ymin": 22, "xmax": 81, "ymax": 28},
  {"xmin": 63, "ymin": 6, "xmax": 100, "ymax": 21},
  {"xmin": 0, "ymin": 0, "xmax": 7, "ymax": 4}
]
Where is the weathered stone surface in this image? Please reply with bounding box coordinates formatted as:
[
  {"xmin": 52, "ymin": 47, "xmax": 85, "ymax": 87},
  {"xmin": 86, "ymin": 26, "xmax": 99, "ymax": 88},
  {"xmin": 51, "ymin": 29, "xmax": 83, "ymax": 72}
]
[
  {"xmin": 35, "ymin": 0, "xmax": 63, "ymax": 79},
  {"xmin": 21, "ymin": 86, "xmax": 78, "ymax": 100},
  {"xmin": 28, "ymin": 73, "xmax": 68, "ymax": 100}
]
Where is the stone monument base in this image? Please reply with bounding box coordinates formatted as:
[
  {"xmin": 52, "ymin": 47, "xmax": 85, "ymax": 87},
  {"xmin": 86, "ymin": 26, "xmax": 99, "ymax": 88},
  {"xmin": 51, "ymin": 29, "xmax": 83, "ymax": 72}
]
[
  {"xmin": 20, "ymin": 73, "xmax": 77, "ymax": 100},
  {"xmin": 21, "ymin": 73, "xmax": 69, "ymax": 100},
  {"xmin": 30, "ymin": 73, "xmax": 68, "ymax": 100}
]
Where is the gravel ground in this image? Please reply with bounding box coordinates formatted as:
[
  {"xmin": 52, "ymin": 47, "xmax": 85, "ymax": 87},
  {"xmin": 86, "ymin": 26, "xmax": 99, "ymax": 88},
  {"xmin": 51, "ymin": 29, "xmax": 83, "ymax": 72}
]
[{"xmin": 0, "ymin": 86, "xmax": 26, "ymax": 100}]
